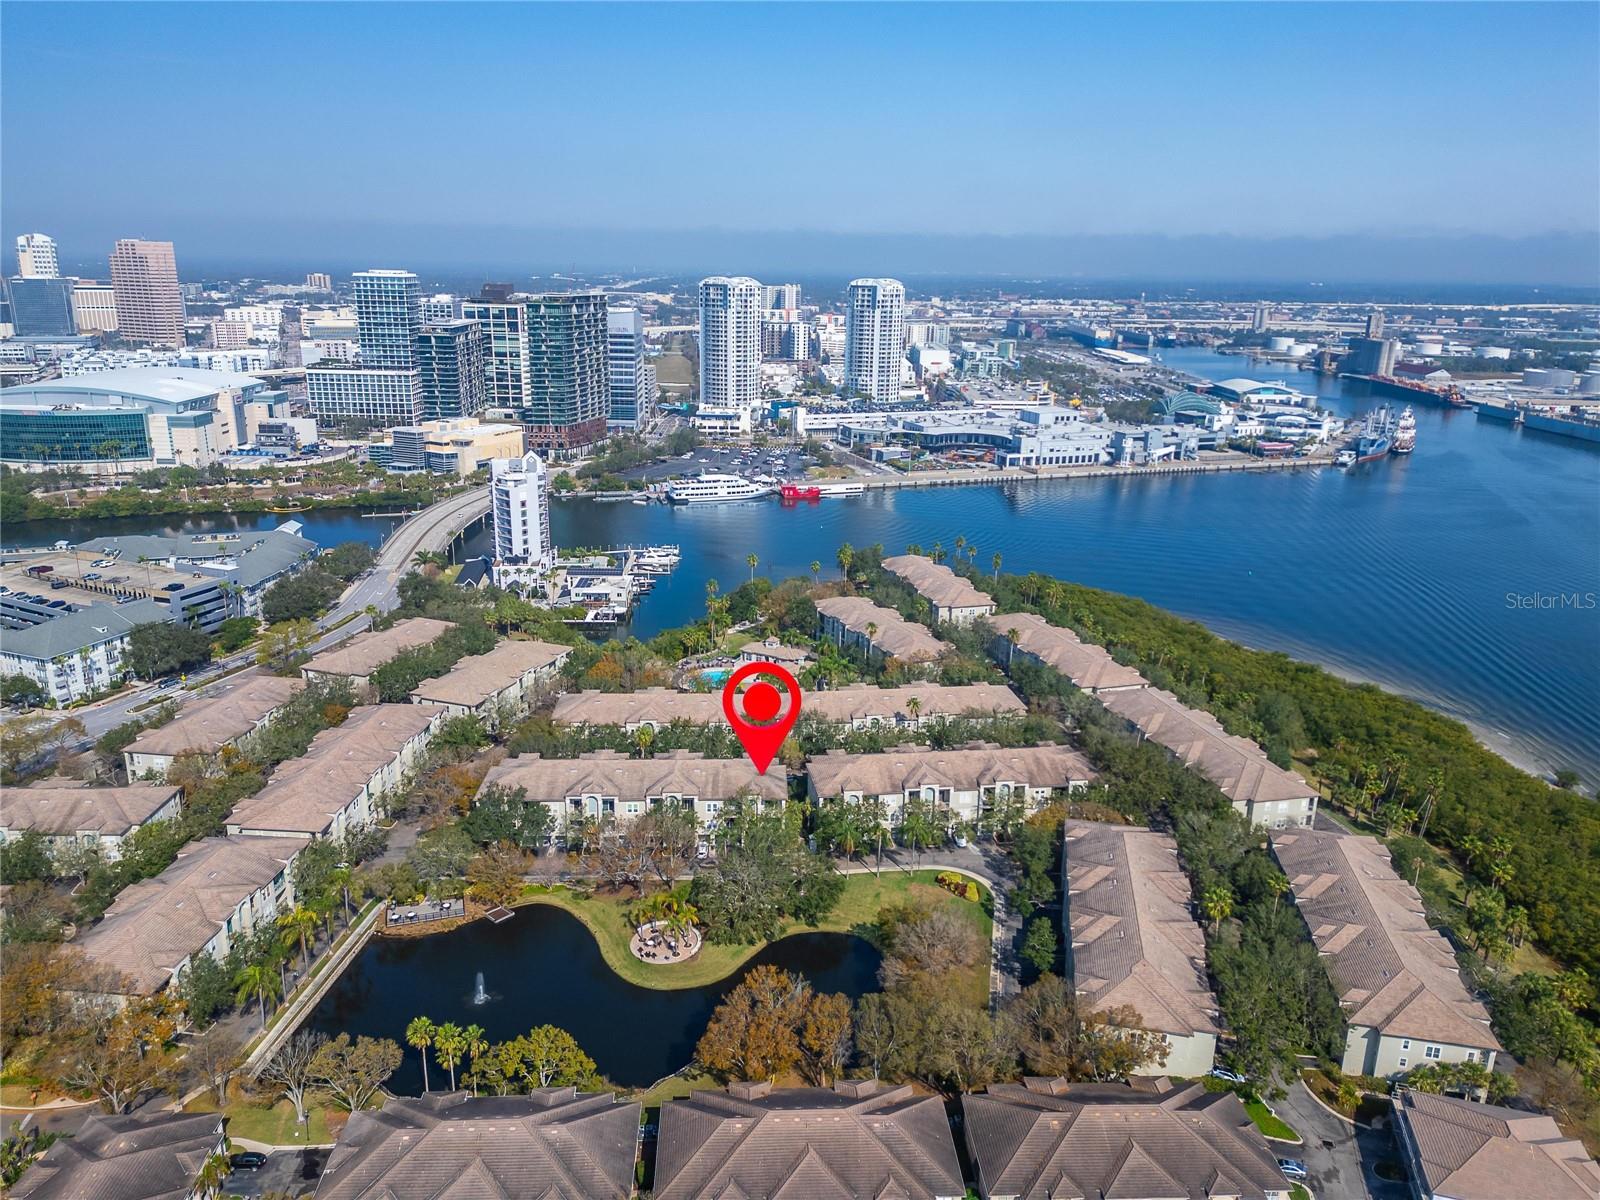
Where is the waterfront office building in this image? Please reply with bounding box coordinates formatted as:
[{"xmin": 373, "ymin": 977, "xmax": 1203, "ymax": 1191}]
[
  {"xmin": 109, "ymin": 239, "xmax": 184, "ymax": 346},
  {"xmin": 415, "ymin": 319, "xmax": 487, "ymax": 420},
  {"xmin": 460, "ymin": 297, "xmax": 531, "ymax": 410},
  {"xmin": 71, "ymin": 280, "xmax": 118, "ymax": 333},
  {"xmin": 15, "ymin": 233, "xmax": 59, "ymax": 279},
  {"xmin": 606, "ymin": 305, "xmax": 656, "ymax": 431},
  {"xmin": 380, "ymin": 417, "xmax": 524, "ymax": 477},
  {"xmin": 522, "ymin": 292, "xmax": 609, "ymax": 454},
  {"xmin": 844, "ymin": 277, "xmax": 907, "ymax": 403},
  {"xmin": 5, "ymin": 277, "xmax": 77, "ymax": 338},
  {"xmin": 490, "ymin": 450, "xmax": 554, "ymax": 572},
  {"xmin": 698, "ymin": 277, "xmax": 762, "ymax": 413}
]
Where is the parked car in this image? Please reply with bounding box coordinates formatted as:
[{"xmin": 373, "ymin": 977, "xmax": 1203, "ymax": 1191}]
[
  {"xmin": 953, "ymin": 833, "xmax": 969, "ymax": 848},
  {"xmin": 1277, "ymin": 1159, "xmax": 1308, "ymax": 1181},
  {"xmin": 84, "ymin": 573, "xmax": 101, "ymax": 581},
  {"xmin": 1209, "ymin": 1067, "xmax": 1248, "ymax": 1085},
  {"xmin": 229, "ymin": 1152, "xmax": 267, "ymax": 1172}
]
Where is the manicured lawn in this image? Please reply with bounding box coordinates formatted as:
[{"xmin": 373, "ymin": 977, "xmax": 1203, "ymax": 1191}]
[
  {"xmin": 184, "ymin": 1095, "xmax": 337, "ymax": 1145},
  {"xmin": 1290, "ymin": 1185, "xmax": 1310, "ymax": 1200},
  {"xmin": 516, "ymin": 870, "xmax": 992, "ymax": 1005},
  {"xmin": 1244, "ymin": 1098, "xmax": 1301, "ymax": 1143}
]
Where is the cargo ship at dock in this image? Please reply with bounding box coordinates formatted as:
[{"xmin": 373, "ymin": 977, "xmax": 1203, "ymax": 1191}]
[{"xmin": 1341, "ymin": 373, "xmax": 1470, "ymax": 409}]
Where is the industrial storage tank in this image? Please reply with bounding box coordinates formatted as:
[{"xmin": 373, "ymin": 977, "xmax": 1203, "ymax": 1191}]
[
  {"xmin": 1578, "ymin": 371, "xmax": 1600, "ymax": 396},
  {"xmin": 1288, "ymin": 342, "xmax": 1316, "ymax": 358},
  {"xmin": 1523, "ymin": 368, "xmax": 1555, "ymax": 387},
  {"xmin": 1267, "ymin": 336, "xmax": 1294, "ymax": 353},
  {"xmin": 1413, "ymin": 340, "xmax": 1444, "ymax": 357}
]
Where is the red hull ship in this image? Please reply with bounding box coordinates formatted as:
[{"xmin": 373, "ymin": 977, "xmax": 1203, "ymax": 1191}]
[{"xmin": 780, "ymin": 483, "xmax": 821, "ymax": 503}]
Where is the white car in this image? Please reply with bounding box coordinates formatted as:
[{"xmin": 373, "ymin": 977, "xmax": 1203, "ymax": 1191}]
[{"xmin": 1209, "ymin": 1067, "xmax": 1248, "ymax": 1084}]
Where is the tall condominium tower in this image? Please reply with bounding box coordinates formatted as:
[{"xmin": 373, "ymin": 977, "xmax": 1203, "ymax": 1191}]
[
  {"xmin": 523, "ymin": 292, "xmax": 609, "ymax": 454},
  {"xmin": 109, "ymin": 239, "xmax": 184, "ymax": 346},
  {"xmin": 351, "ymin": 269, "xmax": 421, "ymax": 368},
  {"xmin": 15, "ymin": 234, "xmax": 59, "ymax": 279},
  {"xmin": 698, "ymin": 276, "xmax": 762, "ymax": 410},
  {"xmin": 461, "ymin": 297, "xmax": 530, "ymax": 410},
  {"xmin": 490, "ymin": 451, "xmax": 553, "ymax": 570},
  {"xmin": 606, "ymin": 306, "xmax": 655, "ymax": 431},
  {"xmin": 762, "ymin": 282, "xmax": 801, "ymax": 310},
  {"xmin": 71, "ymin": 280, "xmax": 118, "ymax": 333},
  {"xmin": 416, "ymin": 320, "xmax": 487, "ymax": 421},
  {"xmin": 844, "ymin": 278, "xmax": 906, "ymax": 403}
]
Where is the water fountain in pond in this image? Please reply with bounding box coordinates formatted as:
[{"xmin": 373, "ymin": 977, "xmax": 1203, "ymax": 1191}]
[{"xmin": 472, "ymin": 972, "xmax": 488, "ymax": 1005}]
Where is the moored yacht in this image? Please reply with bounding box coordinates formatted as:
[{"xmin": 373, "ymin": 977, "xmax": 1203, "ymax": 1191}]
[{"xmin": 665, "ymin": 474, "xmax": 773, "ymax": 505}]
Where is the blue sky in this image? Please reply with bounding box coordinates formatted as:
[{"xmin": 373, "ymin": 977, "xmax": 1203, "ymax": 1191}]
[{"xmin": 3, "ymin": 2, "xmax": 1597, "ymax": 282}]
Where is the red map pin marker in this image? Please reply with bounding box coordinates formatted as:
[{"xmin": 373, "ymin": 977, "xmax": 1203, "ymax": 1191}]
[{"xmin": 722, "ymin": 661, "xmax": 802, "ymax": 774}]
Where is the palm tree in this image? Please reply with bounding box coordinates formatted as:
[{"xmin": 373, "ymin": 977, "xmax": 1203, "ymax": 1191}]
[
  {"xmin": 406, "ymin": 1017, "xmax": 436, "ymax": 1092},
  {"xmin": 953, "ymin": 534, "xmax": 966, "ymax": 558},
  {"xmin": 233, "ymin": 961, "xmax": 281, "ymax": 1030},
  {"xmin": 1201, "ymin": 886, "xmax": 1233, "ymax": 931},
  {"xmin": 463, "ymin": 1024, "xmax": 488, "ymax": 1096},
  {"xmin": 836, "ymin": 543, "xmax": 854, "ymax": 577},
  {"xmin": 634, "ymin": 724, "xmax": 656, "ymax": 759},
  {"xmin": 433, "ymin": 1022, "xmax": 466, "ymax": 1091},
  {"xmin": 746, "ymin": 552, "xmax": 758, "ymax": 581},
  {"xmin": 1267, "ymin": 874, "xmax": 1290, "ymax": 911},
  {"xmin": 931, "ymin": 541, "xmax": 944, "ymax": 564},
  {"xmin": 1487, "ymin": 859, "xmax": 1515, "ymax": 892},
  {"xmin": 810, "ymin": 560, "xmax": 821, "ymax": 584},
  {"xmin": 905, "ymin": 696, "xmax": 922, "ymax": 725},
  {"xmin": 1459, "ymin": 834, "xmax": 1485, "ymax": 869},
  {"xmin": 278, "ymin": 905, "xmax": 320, "ymax": 969},
  {"xmin": 992, "ymin": 551, "xmax": 1003, "ymax": 582}
]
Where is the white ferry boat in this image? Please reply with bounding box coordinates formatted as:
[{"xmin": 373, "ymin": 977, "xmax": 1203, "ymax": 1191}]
[
  {"xmin": 665, "ymin": 474, "xmax": 773, "ymax": 505},
  {"xmin": 815, "ymin": 481, "xmax": 867, "ymax": 497}
]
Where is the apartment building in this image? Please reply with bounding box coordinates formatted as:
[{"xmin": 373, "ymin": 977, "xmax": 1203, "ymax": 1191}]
[
  {"xmin": 408, "ymin": 639, "xmax": 571, "ymax": 729},
  {"xmin": 0, "ymin": 781, "xmax": 183, "ymax": 862},
  {"xmin": 226, "ymin": 704, "xmax": 445, "ymax": 840},
  {"xmin": 74, "ymin": 834, "xmax": 308, "ymax": 996},
  {"xmin": 123, "ymin": 673, "xmax": 306, "ymax": 778},
  {"xmin": 300, "ymin": 617, "xmax": 455, "ymax": 699},
  {"xmin": 815, "ymin": 595, "xmax": 952, "ymax": 666},
  {"xmin": 1063, "ymin": 821, "xmax": 1220, "ymax": 1076},
  {"xmin": 806, "ymin": 741, "xmax": 1094, "ymax": 826},
  {"xmin": 476, "ymin": 749, "xmax": 786, "ymax": 842},
  {"xmin": 1271, "ymin": 829, "xmax": 1502, "ymax": 1078},
  {"xmin": 881, "ymin": 554, "xmax": 997, "ymax": 625}
]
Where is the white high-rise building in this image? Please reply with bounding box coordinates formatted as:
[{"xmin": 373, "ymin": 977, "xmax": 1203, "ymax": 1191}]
[
  {"xmin": 420, "ymin": 293, "xmax": 458, "ymax": 325},
  {"xmin": 15, "ymin": 234, "xmax": 59, "ymax": 279},
  {"xmin": 845, "ymin": 278, "xmax": 906, "ymax": 403},
  {"xmin": 698, "ymin": 276, "xmax": 763, "ymax": 410},
  {"xmin": 490, "ymin": 451, "xmax": 553, "ymax": 572},
  {"xmin": 351, "ymin": 269, "xmax": 421, "ymax": 368},
  {"xmin": 762, "ymin": 282, "xmax": 801, "ymax": 310}
]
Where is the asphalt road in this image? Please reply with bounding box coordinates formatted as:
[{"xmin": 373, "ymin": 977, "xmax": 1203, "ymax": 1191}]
[
  {"xmin": 222, "ymin": 1149, "xmax": 329, "ymax": 1199},
  {"xmin": 1274, "ymin": 1080, "xmax": 1410, "ymax": 1200}
]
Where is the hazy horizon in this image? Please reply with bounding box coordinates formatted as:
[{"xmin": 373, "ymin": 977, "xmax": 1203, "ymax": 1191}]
[{"xmin": 4, "ymin": 2, "xmax": 1598, "ymax": 289}]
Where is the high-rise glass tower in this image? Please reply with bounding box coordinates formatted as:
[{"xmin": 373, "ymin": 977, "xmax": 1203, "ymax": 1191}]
[
  {"xmin": 15, "ymin": 234, "xmax": 59, "ymax": 279},
  {"xmin": 352, "ymin": 269, "xmax": 421, "ymax": 368},
  {"xmin": 844, "ymin": 278, "xmax": 906, "ymax": 403},
  {"xmin": 109, "ymin": 239, "xmax": 184, "ymax": 347},
  {"xmin": 606, "ymin": 306, "xmax": 655, "ymax": 431},
  {"xmin": 461, "ymin": 298, "xmax": 530, "ymax": 410},
  {"xmin": 416, "ymin": 320, "xmax": 487, "ymax": 421},
  {"xmin": 523, "ymin": 292, "xmax": 609, "ymax": 454},
  {"xmin": 698, "ymin": 277, "xmax": 762, "ymax": 410}
]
